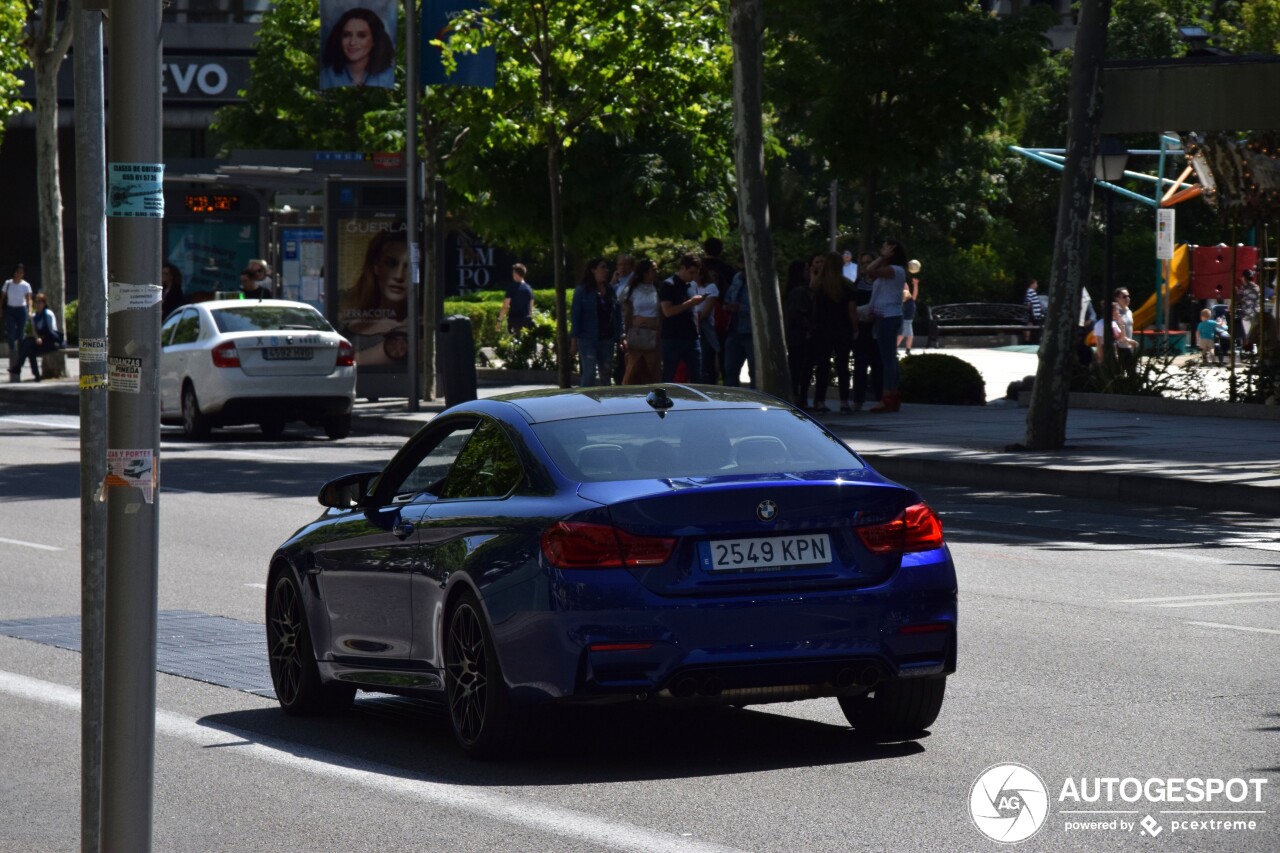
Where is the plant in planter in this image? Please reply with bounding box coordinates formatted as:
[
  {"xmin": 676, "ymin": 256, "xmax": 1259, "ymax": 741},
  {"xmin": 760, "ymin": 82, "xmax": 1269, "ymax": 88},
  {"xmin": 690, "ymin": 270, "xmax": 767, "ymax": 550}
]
[{"xmin": 899, "ymin": 353, "xmax": 986, "ymax": 405}]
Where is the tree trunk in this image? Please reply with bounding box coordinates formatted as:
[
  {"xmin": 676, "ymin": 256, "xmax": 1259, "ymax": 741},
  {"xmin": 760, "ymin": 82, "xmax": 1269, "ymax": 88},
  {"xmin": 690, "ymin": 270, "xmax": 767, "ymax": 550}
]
[
  {"xmin": 421, "ymin": 158, "xmax": 438, "ymax": 401},
  {"xmin": 33, "ymin": 17, "xmax": 73, "ymax": 379},
  {"xmin": 1024, "ymin": 0, "xmax": 1111, "ymax": 450},
  {"xmin": 548, "ymin": 137, "xmax": 570, "ymax": 388},
  {"xmin": 859, "ymin": 167, "xmax": 878, "ymax": 256},
  {"xmin": 729, "ymin": 0, "xmax": 788, "ymax": 398}
]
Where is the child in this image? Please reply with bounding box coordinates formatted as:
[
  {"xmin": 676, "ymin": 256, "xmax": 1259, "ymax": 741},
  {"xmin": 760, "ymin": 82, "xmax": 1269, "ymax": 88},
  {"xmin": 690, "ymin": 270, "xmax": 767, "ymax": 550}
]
[
  {"xmin": 1196, "ymin": 308, "xmax": 1217, "ymax": 366},
  {"xmin": 1214, "ymin": 315, "xmax": 1232, "ymax": 363}
]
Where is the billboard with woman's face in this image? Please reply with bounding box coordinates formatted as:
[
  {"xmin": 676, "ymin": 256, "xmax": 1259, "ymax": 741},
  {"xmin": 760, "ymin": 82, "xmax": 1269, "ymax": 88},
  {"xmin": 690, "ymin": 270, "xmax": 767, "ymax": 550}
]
[
  {"xmin": 320, "ymin": 0, "xmax": 398, "ymax": 90},
  {"xmin": 335, "ymin": 218, "xmax": 410, "ymax": 370}
]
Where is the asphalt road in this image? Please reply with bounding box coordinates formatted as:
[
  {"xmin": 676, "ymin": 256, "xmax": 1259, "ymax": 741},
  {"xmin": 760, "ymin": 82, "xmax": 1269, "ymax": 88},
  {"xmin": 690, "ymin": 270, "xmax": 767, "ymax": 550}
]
[{"xmin": 1, "ymin": 413, "xmax": 1277, "ymax": 852}]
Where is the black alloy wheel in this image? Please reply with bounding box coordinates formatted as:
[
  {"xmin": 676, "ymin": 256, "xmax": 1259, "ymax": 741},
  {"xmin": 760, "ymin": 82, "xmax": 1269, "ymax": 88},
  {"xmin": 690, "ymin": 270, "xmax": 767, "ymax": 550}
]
[
  {"xmin": 444, "ymin": 591, "xmax": 519, "ymax": 758},
  {"xmin": 266, "ymin": 570, "xmax": 354, "ymax": 715},
  {"xmin": 181, "ymin": 385, "xmax": 211, "ymax": 439}
]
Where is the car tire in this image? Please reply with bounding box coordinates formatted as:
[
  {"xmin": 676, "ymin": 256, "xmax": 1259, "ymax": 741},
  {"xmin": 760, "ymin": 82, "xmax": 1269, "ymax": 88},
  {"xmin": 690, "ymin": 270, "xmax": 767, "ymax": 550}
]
[
  {"xmin": 444, "ymin": 590, "xmax": 522, "ymax": 759},
  {"xmin": 323, "ymin": 414, "xmax": 352, "ymax": 441},
  {"xmin": 838, "ymin": 676, "xmax": 946, "ymax": 741},
  {"xmin": 259, "ymin": 418, "xmax": 286, "ymax": 439},
  {"xmin": 266, "ymin": 569, "xmax": 355, "ymax": 716},
  {"xmin": 181, "ymin": 384, "xmax": 212, "ymax": 440}
]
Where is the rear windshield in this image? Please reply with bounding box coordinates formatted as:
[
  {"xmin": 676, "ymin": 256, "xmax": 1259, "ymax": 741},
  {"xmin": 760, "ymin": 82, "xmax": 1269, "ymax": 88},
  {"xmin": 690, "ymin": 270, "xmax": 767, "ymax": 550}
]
[
  {"xmin": 531, "ymin": 408, "xmax": 864, "ymax": 482},
  {"xmin": 212, "ymin": 305, "xmax": 333, "ymax": 334}
]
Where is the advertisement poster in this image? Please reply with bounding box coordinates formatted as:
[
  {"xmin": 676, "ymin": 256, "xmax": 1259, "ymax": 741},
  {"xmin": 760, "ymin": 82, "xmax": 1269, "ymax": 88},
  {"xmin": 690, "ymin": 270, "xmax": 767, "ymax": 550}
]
[
  {"xmin": 279, "ymin": 227, "xmax": 326, "ymax": 310},
  {"xmin": 166, "ymin": 222, "xmax": 260, "ymax": 297},
  {"xmin": 334, "ymin": 218, "xmax": 410, "ymax": 372},
  {"xmin": 320, "ymin": 0, "xmax": 398, "ymax": 90}
]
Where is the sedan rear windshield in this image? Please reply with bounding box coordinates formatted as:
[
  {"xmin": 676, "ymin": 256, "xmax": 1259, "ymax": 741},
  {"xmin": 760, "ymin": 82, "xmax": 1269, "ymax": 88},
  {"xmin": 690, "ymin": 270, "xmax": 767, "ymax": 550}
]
[
  {"xmin": 531, "ymin": 408, "xmax": 864, "ymax": 482},
  {"xmin": 212, "ymin": 305, "xmax": 333, "ymax": 334}
]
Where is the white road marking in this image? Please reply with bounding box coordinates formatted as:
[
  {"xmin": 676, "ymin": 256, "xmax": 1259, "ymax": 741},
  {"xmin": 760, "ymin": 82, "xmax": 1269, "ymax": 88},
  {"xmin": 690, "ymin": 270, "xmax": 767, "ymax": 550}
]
[
  {"xmin": 244, "ymin": 583, "xmax": 266, "ymax": 590},
  {"xmin": 1120, "ymin": 592, "xmax": 1279, "ymax": 604},
  {"xmin": 0, "ymin": 415, "xmax": 80, "ymax": 430},
  {"xmin": 0, "ymin": 536, "xmax": 62, "ymax": 552},
  {"xmin": 0, "ymin": 670, "xmax": 741, "ymax": 853},
  {"xmin": 1186, "ymin": 622, "xmax": 1280, "ymax": 636},
  {"xmin": 1154, "ymin": 597, "xmax": 1280, "ymax": 608}
]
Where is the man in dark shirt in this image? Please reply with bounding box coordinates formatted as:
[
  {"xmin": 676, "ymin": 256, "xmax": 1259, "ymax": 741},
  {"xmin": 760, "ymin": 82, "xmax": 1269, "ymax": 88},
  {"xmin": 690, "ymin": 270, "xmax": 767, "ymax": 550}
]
[
  {"xmin": 658, "ymin": 254, "xmax": 704, "ymax": 382},
  {"xmin": 499, "ymin": 263, "xmax": 535, "ymax": 334}
]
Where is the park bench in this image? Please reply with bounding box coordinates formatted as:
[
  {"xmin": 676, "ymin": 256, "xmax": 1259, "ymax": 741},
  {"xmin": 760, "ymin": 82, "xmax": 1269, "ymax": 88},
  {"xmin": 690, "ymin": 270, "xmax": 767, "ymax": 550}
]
[{"xmin": 926, "ymin": 302, "xmax": 1038, "ymax": 347}]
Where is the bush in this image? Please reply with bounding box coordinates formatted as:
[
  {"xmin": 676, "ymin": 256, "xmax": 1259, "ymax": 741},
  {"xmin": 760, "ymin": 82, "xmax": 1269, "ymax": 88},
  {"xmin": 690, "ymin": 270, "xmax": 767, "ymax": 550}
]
[
  {"xmin": 64, "ymin": 299, "xmax": 79, "ymax": 344},
  {"xmin": 492, "ymin": 314, "xmax": 557, "ymax": 371},
  {"xmin": 899, "ymin": 353, "xmax": 986, "ymax": 405}
]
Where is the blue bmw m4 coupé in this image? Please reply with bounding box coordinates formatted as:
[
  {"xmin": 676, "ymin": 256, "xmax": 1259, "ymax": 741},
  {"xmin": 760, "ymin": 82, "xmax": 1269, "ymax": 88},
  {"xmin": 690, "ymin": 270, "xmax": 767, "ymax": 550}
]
[{"xmin": 266, "ymin": 385, "xmax": 957, "ymax": 757}]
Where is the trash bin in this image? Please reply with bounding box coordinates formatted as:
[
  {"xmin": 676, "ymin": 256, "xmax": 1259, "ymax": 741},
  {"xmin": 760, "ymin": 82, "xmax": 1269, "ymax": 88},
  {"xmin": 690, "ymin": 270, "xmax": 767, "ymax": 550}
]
[{"xmin": 437, "ymin": 314, "xmax": 477, "ymax": 407}]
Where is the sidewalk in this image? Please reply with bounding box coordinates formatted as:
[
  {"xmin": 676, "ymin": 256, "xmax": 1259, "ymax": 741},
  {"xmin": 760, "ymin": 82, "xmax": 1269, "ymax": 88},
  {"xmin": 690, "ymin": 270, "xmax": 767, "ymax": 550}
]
[{"xmin": 4, "ymin": 349, "xmax": 1278, "ymax": 515}]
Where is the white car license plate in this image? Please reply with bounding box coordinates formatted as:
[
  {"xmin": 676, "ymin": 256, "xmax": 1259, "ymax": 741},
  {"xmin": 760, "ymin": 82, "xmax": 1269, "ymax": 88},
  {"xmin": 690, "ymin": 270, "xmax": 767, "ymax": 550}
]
[
  {"xmin": 263, "ymin": 347, "xmax": 314, "ymax": 360},
  {"xmin": 701, "ymin": 534, "xmax": 832, "ymax": 572}
]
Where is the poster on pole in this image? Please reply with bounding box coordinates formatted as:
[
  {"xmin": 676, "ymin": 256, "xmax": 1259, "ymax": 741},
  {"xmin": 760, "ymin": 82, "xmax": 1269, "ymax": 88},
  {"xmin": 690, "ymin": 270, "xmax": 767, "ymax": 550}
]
[
  {"xmin": 320, "ymin": 0, "xmax": 398, "ymax": 89},
  {"xmin": 1156, "ymin": 208, "xmax": 1175, "ymax": 260},
  {"xmin": 422, "ymin": 0, "xmax": 496, "ymax": 88}
]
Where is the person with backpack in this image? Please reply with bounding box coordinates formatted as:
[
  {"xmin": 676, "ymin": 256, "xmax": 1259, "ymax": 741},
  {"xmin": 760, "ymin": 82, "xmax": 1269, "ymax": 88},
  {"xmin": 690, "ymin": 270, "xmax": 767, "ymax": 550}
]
[{"xmin": 18, "ymin": 292, "xmax": 63, "ymax": 382}]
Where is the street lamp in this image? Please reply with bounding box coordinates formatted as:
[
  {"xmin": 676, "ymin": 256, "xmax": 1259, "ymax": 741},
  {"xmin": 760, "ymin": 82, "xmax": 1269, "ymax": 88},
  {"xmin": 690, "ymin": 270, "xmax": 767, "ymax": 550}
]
[{"xmin": 1095, "ymin": 136, "xmax": 1130, "ymax": 373}]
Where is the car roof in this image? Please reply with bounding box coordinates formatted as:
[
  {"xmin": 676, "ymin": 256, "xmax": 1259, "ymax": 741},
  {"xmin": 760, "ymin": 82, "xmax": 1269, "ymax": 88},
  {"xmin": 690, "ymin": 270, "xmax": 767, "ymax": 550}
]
[
  {"xmin": 199, "ymin": 299, "xmax": 316, "ymax": 312},
  {"xmin": 488, "ymin": 384, "xmax": 786, "ymax": 424}
]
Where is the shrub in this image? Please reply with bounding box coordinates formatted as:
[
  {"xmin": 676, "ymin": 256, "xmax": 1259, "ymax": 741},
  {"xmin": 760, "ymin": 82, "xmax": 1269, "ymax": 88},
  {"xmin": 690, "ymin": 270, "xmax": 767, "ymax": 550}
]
[
  {"xmin": 899, "ymin": 353, "xmax": 986, "ymax": 405},
  {"xmin": 64, "ymin": 299, "xmax": 79, "ymax": 344},
  {"xmin": 492, "ymin": 314, "xmax": 557, "ymax": 371}
]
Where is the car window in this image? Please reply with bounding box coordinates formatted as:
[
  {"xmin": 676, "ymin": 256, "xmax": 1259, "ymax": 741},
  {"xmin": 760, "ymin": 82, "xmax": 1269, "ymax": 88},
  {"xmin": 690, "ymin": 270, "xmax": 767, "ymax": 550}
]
[
  {"xmin": 170, "ymin": 309, "xmax": 201, "ymax": 345},
  {"xmin": 160, "ymin": 311, "xmax": 182, "ymax": 346},
  {"xmin": 211, "ymin": 305, "xmax": 333, "ymax": 334},
  {"xmin": 439, "ymin": 420, "xmax": 524, "ymax": 500},
  {"xmin": 383, "ymin": 425, "xmax": 476, "ymax": 500},
  {"xmin": 531, "ymin": 408, "xmax": 864, "ymax": 483}
]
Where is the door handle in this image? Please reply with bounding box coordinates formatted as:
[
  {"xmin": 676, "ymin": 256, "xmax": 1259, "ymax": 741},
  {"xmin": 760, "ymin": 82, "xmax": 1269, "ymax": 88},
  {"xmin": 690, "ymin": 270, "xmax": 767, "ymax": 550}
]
[{"xmin": 393, "ymin": 522, "xmax": 415, "ymax": 540}]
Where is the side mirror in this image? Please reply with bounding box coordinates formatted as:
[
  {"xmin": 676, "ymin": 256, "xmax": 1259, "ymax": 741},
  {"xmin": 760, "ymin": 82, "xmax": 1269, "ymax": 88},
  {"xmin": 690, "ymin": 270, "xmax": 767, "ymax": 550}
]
[{"xmin": 318, "ymin": 471, "xmax": 379, "ymax": 509}]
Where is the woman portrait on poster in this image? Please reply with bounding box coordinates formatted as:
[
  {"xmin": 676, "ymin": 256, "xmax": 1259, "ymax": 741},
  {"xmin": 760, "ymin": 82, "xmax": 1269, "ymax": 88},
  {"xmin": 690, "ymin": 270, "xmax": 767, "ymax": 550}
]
[
  {"xmin": 320, "ymin": 7, "xmax": 396, "ymax": 89},
  {"xmin": 339, "ymin": 227, "xmax": 409, "ymax": 367}
]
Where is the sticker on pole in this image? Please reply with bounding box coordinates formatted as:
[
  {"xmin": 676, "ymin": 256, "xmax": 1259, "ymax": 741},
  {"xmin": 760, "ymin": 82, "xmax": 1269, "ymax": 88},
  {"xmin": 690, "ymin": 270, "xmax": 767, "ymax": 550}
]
[
  {"xmin": 107, "ymin": 163, "xmax": 164, "ymax": 217},
  {"xmin": 108, "ymin": 357, "xmax": 142, "ymax": 393},
  {"xmin": 79, "ymin": 338, "xmax": 107, "ymax": 363},
  {"xmin": 80, "ymin": 373, "xmax": 107, "ymax": 390},
  {"xmin": 103, "ymin": 449, "xmax": 156, "ymax": 504},
  {"xmin": 108, "ymin": 281, "xmax": 162, "ymax": 313}
]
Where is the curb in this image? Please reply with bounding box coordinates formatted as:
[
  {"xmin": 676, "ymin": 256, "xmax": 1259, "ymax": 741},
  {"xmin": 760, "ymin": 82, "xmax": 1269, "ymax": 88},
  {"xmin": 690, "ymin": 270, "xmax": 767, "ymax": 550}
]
[{"xmin": 1017, "ymin": 391, "xmax": 1280, "ymax": 421}]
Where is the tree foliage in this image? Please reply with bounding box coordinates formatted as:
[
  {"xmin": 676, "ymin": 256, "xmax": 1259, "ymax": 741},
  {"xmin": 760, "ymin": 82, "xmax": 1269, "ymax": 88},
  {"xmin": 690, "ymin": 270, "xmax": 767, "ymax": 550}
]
[{"xmin": 0, "ymin": 0, "xmax": 29, "ymax": 143}]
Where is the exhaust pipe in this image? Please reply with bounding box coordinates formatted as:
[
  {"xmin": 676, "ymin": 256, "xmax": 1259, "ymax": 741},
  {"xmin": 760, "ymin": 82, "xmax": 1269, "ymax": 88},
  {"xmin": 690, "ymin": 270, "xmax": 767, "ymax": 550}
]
[
  {"xmin": 858, "ymin": 664, "xmax": 883, "ymax": 687},
  {"xmin": 700, "ymin": 676, "xmax": 724, "ymax": 697},
  {"xmin": 834, "ymin": 668, "xmax": 857, "ymax": 689},
  {"xmin": 670, "ymin": 676, "xmax": 697, "ymax": 699}
]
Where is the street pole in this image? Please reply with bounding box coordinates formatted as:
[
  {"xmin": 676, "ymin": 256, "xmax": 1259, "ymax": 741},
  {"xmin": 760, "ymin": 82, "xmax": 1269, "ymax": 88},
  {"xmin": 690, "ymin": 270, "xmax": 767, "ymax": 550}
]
[
  {"xmin": 405, "ymin": 0, "xmax": 420, "ymax": 411},
  {"xmin": 72, "ymin": 3, "xmax": 107, "ymax": 850},
  {"xmin": 103, "ymin": 0, "xmax": 163, "ymax": 848},
  {"xmin": 828, "ymin": 179, "xmax": 837, "ymax": 251}
]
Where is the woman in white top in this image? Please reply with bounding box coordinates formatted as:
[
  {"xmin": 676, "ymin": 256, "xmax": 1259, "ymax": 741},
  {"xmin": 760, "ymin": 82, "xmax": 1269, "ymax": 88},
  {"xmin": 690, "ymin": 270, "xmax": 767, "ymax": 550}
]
[
  {"xmin": 621, "ymin": 259, "xmax": 662, "ymax": 385},
  {"xmin": 4, "ymin": 263, "xmax": 33, "ymax": 380},
  {"xmin": 862, "ymin": 239, "xmax": 909, "ymax": 413},
  {"xmin": 689, "ymin": 265, "xmax": 721, "ymax": 382}
]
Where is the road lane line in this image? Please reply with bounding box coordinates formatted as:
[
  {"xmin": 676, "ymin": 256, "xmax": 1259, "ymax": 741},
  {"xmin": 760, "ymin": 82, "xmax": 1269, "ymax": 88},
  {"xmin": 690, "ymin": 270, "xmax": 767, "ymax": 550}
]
[
  {"xmin": 0, "ymin": 416, "xmax": 80, "ymax": 430},
  {"xmin": 1154, "ymin": 597, "xmax": 1280, "ymax": 608},
  {"xmin": 244, "ymin": 583, "xmax": 266, "ymax": 590},
  {"xmin": 1186, "ymin": 622, "xmax": 1280, "ymax": 636},
  {"xmin": 1119, "ymin": 592, "xmax": 1278, "ymax": 604},
  {"xmin": 0, "ymin": 670, "xmax": 742, "ymax": 853},
  {"xmin": 0, "ymin": 536, "xmax": 62, "ymax": 552}
]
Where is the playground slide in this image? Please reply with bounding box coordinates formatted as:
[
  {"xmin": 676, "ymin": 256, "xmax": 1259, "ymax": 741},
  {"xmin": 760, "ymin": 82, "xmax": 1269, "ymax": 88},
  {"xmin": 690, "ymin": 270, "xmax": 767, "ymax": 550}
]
[{"xmin": 1133, "ymin": 243, "xmax": 1190, "ymax": 331}]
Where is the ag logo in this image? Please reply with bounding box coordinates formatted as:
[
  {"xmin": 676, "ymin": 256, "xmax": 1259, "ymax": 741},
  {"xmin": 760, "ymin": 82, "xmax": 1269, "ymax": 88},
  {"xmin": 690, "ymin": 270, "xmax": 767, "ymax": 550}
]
[
  {"xmin": 756, "ymin": 500, "xmax": 778, "ymax": 522},
  {"xmin": 969, "ymin": 763, "xmax": 1049, "ymax": 844}
]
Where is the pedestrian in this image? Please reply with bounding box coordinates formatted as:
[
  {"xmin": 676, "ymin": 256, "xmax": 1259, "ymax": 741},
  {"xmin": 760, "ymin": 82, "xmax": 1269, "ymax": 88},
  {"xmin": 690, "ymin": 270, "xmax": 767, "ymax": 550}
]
[
  {"xmin": 1076, "ymin": 286, "xmax": 1098, "ymax": 367},
  {"xmin": 841, "ymin": 249, "xmax": 857, "ymax": 281},
  {"xmin": 721, "ymin": 266, "xmax": 755, "ymax": 387},
  {"xmin": 498, "ymin": 263, "xmax": 535, "ymax": 335},
  {"xmin": 863, "ymin": 239, "xmax": 909, "ymax": 413},
  {"xmin": 898, "ymin": 261, "xmax": 921, "ymax": 355},
  {"xmin": 620, "ymin": 259, "xmax": 662, "ymax": 385},
  {"xmin": 808, "ymin": 251, "xmax": 857, "ymax": 414},
  {"xmin": 248, "ymin": 259, "xmax": 274, "ymax": 298},
  {"xmin": 1195, "ymin": 308, "xmax": 1218, "ymax": 366},
  {"xmin": 3, "ymin": 263, "xmax": 33, "ymax": 381},
  {"xmin": 1093, "ymin": 303, "xmax": 1132, "ymax": 365},
  {"xmin": 570, "ymin": 258, "xmax": 622, "ymax": 387},
  {"xmin": 161, "ymin": 262, "xmax": 188, "ymax": 318},
  {"xmin": 783, "ymin": 258, "xmax": 814, "ymax": 408},
  {"xmin": 1024, "ymin": 278, "xmax": 1045, "ymax": 343},
  {"xmin": 18, "ymin": 292, "xmax": 63, "ymax": 382},
  {"xmin": 1236, "ymin": 269, "xmax": 1261, "ymax": 355},
  {"xmin": 658, "ymin": 254, "xmax": 704, "ymax": 383},
  {"xmin": 1114, "ymin": 288, "xmax": 1136, "ymax": 377},
  {"xmin": 240, "ymin": 266, "xmax": 272, "ymax": 299},
  {"xmin": 609, "ymin": 254, "xmax": 636, "ymax": 384},
  {"xmin": 690, "ymin": 262, "xmax": 721, "ymax": 383},
  {"xmin": 851, "ymin": 251, "xmax": 882, "ymax": 411},
  {"xmin": 701, "ymin": 238, "xmax": 738, "ymax": 381}
]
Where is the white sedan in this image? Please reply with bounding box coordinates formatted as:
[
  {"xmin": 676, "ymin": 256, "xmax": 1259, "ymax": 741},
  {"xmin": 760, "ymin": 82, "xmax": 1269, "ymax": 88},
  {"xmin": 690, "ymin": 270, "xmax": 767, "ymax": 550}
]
[{"xmin": 159, "ymin": 299, "xmax": 356, "ymax": 440}]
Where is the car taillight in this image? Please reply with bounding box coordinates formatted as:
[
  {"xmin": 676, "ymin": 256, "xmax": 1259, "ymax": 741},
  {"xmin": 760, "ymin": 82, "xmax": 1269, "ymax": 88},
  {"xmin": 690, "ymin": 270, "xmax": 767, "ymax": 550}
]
[
  {"xmin": 541, "ymin": 522, "xmax": 676, "ymax": 569},
  {"xmin": 856, "ymin": 503, "xmax": 945, "ymax": 554},
  {"xmin": 336, "ymin": 339, "xmax": 355, "ymax": 367},
  {"xmin": 211, "ymin": 341, "xmax": 240, "ymax": 368}
]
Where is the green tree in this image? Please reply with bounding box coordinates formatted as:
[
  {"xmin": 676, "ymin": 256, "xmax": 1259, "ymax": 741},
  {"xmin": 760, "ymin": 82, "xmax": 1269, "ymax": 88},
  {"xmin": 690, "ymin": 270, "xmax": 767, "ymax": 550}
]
[
  {"xmin": 0, "ymin": 0, "xmax": 29, "ymax": 143},
  {"xmin": 767, "ymin": 0, "xmax": 1051, "ymax": 250}
]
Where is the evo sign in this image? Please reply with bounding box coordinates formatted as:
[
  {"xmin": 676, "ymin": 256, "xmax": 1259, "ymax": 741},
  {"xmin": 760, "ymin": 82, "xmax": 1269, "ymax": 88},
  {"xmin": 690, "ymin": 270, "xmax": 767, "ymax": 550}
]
[{"xmin": 160, "ymin": 56, "xmax": 251, "ymax": 102}]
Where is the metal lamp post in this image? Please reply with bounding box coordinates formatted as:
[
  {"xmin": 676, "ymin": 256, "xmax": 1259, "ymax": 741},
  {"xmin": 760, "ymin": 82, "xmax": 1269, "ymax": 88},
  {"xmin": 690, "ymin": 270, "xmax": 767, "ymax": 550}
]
[{"xmin": 1095, "ymin": 136, "xmax": 1130, "ymax": 373}]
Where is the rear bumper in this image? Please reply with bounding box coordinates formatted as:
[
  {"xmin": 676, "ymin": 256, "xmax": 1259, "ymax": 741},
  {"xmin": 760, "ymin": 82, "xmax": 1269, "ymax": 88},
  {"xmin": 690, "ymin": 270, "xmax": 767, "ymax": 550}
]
[
  {"xmin": 191, "ymin": 368, "xmax": 355, "ymax": 425},
  {"xmin": 489, "ymin": 549, "xmax": 958, "ymax": 704},
  {"xmin": 212, "ymin": 395, "xmax": 352, "ymax": 425}
]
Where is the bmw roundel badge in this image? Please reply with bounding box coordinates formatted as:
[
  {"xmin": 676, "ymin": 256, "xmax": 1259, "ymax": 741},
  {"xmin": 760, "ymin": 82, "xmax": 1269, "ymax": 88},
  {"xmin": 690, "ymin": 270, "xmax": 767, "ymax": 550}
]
[{"xmin": 756, "ymin": 500, "xmax": 778, "ymax": 522}]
